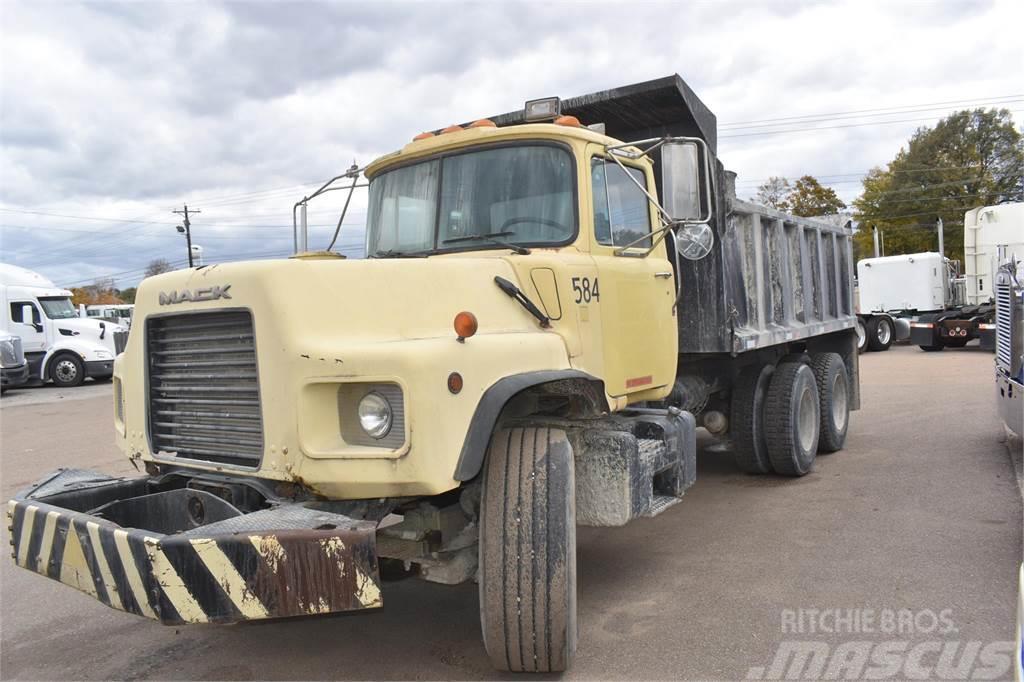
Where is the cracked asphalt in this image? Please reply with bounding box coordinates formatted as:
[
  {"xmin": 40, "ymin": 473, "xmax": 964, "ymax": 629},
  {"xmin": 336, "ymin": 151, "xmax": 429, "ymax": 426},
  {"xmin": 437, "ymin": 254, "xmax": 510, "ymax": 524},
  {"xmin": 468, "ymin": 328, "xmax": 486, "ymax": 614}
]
[{"xmin": 1, "ymin": 343, "xmax": 1019, "ymax": 680}]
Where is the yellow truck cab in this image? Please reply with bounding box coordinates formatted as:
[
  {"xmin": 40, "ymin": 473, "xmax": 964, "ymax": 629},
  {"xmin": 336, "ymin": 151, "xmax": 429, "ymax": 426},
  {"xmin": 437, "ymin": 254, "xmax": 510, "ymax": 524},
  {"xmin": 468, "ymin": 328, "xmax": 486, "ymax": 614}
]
[{"xmin": 8, "ymin": 75, "xmax": 860, "ymax": 673}]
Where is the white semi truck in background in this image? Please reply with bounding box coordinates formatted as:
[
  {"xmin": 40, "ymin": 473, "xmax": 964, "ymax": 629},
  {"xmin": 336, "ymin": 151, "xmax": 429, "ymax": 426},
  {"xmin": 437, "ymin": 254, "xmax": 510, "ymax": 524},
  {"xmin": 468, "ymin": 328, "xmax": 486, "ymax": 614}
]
[
  {"xmin": 79, "ymin": 303, "xmax": 134, "ymax": 328},
  {"xmin": 856, "ymin": 202, "xmax": 1023, "ymax": 352},
  {"xmin": 0, "ymin": 264, "xmax": 129, "ymax": 386}
]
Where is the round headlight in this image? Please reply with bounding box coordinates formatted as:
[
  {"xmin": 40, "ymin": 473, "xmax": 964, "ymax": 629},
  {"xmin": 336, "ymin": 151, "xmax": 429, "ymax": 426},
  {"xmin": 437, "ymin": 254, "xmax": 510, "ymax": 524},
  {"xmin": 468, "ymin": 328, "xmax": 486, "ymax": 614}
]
[{"xmin": 357, "ymin": 392, "xmax": 393, "ymax": 439}]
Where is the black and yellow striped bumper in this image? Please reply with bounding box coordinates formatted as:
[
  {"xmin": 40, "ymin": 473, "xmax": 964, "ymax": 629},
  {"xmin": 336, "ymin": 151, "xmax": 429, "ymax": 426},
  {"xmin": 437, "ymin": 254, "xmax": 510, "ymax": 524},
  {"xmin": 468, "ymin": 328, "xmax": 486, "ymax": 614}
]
[{"xmin": 7, "ymin": 472, "xmax": 384, "ymax": 625}]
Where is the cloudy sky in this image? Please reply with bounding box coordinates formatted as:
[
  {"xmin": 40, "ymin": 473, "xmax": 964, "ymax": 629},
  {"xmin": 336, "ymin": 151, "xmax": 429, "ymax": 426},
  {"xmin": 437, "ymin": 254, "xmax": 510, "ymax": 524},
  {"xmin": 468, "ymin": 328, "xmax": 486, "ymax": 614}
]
[{"xmin": 1, "ymin": 0, "xmax": 1021, "ymax": 289}]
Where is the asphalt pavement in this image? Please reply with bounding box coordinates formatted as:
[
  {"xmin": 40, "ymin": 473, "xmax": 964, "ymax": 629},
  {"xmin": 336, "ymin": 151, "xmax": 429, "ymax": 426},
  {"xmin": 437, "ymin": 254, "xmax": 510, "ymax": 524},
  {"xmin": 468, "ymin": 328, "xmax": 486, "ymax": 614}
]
[{"xmin": 0, "ymin": 344, "xmax": 1019, "ymax": 680}]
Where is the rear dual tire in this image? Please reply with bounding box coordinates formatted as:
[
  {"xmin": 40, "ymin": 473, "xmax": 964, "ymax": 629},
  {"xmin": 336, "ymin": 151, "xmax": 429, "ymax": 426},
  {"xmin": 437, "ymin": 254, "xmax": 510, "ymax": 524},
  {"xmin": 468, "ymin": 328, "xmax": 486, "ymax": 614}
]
[
  {"xmin": 765, "ymin": 362, "xmax": 820, "ymax": 476},
  {"xmin": 810, "ymin": 353, "xmax": 849, "ymax": 453},
  {"xmin": 479, "ymin": 427, "xmax": 577, "ymax": 673},
  {"xmin": 866, "ymin": 316, "xmax": 893, "ymax": 352}
]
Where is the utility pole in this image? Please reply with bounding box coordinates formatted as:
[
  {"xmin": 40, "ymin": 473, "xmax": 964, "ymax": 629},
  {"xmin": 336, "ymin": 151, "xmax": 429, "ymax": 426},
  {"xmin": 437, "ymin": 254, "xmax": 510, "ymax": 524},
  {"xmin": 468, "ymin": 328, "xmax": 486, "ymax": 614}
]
[
  {"xmin": 936, "ymin": 216, "xmax": 944, "ymax": 258},
  {"xmin": 172, "ymin": 204, "xmax": 201, "ymax": 267},
  {"xmin": 872, "ymin": 225, "xmax": 880, "ymax": 258}
]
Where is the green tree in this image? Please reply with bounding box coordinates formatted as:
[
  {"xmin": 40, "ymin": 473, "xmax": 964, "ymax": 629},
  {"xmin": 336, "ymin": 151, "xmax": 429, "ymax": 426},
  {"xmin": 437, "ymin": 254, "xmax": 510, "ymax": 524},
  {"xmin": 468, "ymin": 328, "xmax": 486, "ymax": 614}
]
[
  {"xmin": 118, "ymin": 287, "xmax": 137, "ymax": 304},
  {"xmin": 785, "ymin": 175, "xmax": 847, "ymax": 217},
  {"xmin": 853, "ymin": 108, "xmax": 1024, "ymax": 261}
]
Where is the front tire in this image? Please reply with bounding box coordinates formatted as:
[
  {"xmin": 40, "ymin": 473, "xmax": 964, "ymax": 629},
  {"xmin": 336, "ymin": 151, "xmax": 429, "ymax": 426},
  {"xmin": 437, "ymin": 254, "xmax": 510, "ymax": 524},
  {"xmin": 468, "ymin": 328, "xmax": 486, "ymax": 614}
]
[
  {"xmin": 866, "ymin": 316, "xmax": 893, "ymax": 351},
  {"xmin": 49, "ymin": 353, "xmax": 85, "ymax": 387},
  {"xmin": 810, "ymin": 353, "xmax": 849, "ymax": 453},
  {"xmin": 479, "ymin": 427, "xmax": 577, "ymax": 673},
  {"xmin": 764, "ymin": 362, "xmax": 820, "ymax": 476}
]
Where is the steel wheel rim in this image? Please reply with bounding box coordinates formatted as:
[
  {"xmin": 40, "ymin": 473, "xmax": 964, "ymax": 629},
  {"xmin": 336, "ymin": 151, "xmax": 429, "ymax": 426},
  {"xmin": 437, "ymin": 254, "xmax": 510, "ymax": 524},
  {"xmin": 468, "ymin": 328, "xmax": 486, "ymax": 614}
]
[
  {"xmin": 877, "ymin": 320, "xmax": 892, "ymax": 345},
  {"xmin": 55, "ymin": 360, "xmax": 77, "ymax": 382},
  {"xmin": 831, "ymin": 371, "xmax": 848, "ymax": 431},
  {"xmin": 856, "ymin": 320, "xmax": 866, "ymax": 348},
  {"xmin": 797, "ymin": 385, "xmax": 817, "ymax": 452}
]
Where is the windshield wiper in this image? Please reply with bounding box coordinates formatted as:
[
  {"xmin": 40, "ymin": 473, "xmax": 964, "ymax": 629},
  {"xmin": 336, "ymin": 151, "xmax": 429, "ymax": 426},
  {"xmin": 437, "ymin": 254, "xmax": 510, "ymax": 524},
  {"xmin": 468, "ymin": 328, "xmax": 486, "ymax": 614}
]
[
  {"xmin": 442, "ymin": 231, "xmax": 530, "ymax": 255},
  {"xmin": 370, "ymin": 249, "xmax": 430, "ymax": 259},
  {"xmin": 494, "ymin": 276, "xmax": 550, "ymax": 328}
]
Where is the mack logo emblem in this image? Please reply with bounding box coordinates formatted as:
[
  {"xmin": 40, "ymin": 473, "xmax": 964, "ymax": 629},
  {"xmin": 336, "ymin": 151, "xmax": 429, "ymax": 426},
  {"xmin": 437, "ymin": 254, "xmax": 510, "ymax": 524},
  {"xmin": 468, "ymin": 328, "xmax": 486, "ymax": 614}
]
[{"xmin": 159, "ymin": 285, "xmax": 232, "ymax": 305}]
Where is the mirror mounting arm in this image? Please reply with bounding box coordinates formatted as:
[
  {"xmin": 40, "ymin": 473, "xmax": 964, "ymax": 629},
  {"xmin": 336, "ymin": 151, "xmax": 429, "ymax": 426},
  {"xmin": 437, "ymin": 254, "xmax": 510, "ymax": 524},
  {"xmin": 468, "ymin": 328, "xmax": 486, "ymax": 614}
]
[{"xmin": 604, "ymin": 136, "xmax": 716, "ymax": 261}]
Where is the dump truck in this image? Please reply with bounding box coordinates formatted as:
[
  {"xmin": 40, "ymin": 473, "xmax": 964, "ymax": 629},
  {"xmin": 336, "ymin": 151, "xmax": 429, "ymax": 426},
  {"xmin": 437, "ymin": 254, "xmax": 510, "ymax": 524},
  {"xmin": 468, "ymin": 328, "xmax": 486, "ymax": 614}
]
[{"xmin": 6, "ymin": 75, "xmax": 859, "ymax": 673}]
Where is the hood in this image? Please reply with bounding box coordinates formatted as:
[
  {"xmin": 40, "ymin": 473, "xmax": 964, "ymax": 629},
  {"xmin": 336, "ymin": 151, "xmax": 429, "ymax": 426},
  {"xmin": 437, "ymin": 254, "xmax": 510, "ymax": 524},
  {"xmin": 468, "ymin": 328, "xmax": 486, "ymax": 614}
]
[
  {"xmin": 55, "ymin": 316, "xmax": 126, "ymax": 349},
  {"xmin": 135, "ymin": 256, "xmax": 555, "ymax": 345}
]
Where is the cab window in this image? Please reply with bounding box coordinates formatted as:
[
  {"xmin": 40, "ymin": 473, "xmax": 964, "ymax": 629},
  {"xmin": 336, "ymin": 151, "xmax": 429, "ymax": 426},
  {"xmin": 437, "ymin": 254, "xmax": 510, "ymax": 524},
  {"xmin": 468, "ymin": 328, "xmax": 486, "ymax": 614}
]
[
  {"xmin": 591, "ymin": 159, "xmax": 652, "ymax": 248},
  {"xmin": 10, "ymin": 302, "xmax": 41, "ymax": 324}
]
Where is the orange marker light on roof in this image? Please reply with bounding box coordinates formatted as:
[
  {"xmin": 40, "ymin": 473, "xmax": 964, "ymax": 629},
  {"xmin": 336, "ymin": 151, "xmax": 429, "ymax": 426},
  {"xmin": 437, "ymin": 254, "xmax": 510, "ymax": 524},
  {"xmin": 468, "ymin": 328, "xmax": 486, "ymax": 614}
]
[
  {"xmin": 413, "ymin": 132, "xmax": 434, "ymax": 141},
  {"xmin": 468, "ymin": 119, "xmax": 497, "ymax": 128},
  {"xmin": 454, "ymin": 311, "xmax": 478, "ymax": 342},
  {"xmin": 441, "ymin": 124, "xmax": 463, "ymax": 134},
  {"xmin": 554, "ymin": 115, "xmax": 582, "ymax": 127}
]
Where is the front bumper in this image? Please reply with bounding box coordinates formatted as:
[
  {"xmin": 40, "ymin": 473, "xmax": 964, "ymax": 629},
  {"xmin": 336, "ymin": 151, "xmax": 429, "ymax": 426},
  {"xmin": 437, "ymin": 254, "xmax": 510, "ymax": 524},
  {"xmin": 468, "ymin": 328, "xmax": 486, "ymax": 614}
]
[
  {"xmin": 1, "ymin": 362, "xmax": 29, "ymax": 388},
  {"xmin": 7, "ymin": 469, "xmax": 383, "ymax": 625},
  {"xmin": 84, "ymin": 360, "xmax": 114, "ymax": 378}
]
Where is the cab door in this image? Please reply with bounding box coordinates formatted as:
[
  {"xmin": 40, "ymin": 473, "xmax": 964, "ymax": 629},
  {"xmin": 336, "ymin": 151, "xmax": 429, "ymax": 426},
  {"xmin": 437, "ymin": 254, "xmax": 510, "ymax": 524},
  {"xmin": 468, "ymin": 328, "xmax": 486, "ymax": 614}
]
[
  {"xmin": 9, "ymin": 300, "xmax": 47, "ymax": 353},
  {"xmin": 588, "ymin": 151, "xmax": 678, "ymax": 399}
]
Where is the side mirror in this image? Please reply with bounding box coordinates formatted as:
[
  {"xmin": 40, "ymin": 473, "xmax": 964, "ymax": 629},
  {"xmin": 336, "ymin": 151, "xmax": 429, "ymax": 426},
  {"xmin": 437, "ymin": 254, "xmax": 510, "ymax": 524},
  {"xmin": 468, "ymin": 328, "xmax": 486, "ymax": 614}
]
[
  {"xmin": 661, "ymin": 141, "xmax": 706, "ymax": 222},
  {"xmin": 20, "ymin": 304, "xmax": 42, "ymax": 332},
  {"xmin": 661, "ymin": 139, "xmax": 715, "ymax": 261}
]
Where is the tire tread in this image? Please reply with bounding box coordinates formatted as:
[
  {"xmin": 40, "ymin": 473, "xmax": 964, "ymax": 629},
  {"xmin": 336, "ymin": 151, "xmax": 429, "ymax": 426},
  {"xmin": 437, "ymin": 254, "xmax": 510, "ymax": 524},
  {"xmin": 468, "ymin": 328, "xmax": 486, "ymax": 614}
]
[
  {"xmin": 764, "ymin": 362, "xmax": 818, "ymax": 476},
  {"xmin": 480, "ymin": 426, "xmax": 575, "ymax": 672}
]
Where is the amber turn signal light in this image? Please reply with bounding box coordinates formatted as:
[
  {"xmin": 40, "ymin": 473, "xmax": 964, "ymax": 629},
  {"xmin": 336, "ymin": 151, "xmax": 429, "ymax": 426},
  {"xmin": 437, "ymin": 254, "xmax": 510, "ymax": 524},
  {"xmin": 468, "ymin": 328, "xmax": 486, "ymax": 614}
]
[
  {"xmin": 447, "ymin": 372, "xmax": 464, "ymax": 394},
  {"xmin": 454, "ymin": 311, "xmax": 478, "ymax": 341}
]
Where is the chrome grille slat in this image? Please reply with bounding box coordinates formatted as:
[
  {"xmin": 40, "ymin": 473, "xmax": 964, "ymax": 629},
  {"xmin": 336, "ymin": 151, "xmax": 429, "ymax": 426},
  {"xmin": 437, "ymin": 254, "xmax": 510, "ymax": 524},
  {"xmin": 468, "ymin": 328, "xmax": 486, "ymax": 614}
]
[
  {"xmin": 150, "ymin": 345, "xmax": 255, "ymax": 356},
  {"xmin": 155, "ymin": 405, "xmax": 262, "ymax": 417},
  {"xmin": 153, "ymin": 421, "xmax": 262, "ymax": 434},
  {"xmin": 147, "ymin": 310, "xmax": 263, "ymax": 467},
  {"xmin": 152, "ymin": 397, "xmax": 259, "ymax": 406},
  {"xmin": 995, "ymin": 280, "xmax": 1011, "ymax": 368},
  {"xmin": 153, "ymin": 359, "xmax": 257, "ymax": 368},
  {"xmin": 150, "ymin": 334, "xmax": 253, "ymax": 345}
]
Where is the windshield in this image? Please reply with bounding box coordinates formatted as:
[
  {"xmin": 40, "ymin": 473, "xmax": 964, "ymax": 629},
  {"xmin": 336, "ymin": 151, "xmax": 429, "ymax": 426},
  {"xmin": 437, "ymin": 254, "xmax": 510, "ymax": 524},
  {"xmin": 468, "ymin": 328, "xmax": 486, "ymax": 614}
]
[
  {"xmin": 366, "ymin": 144, "xmax": 576, "ymax": 256},
  {"xmin": 38, "ymin": 296, "xmax": 77, "ymax": 320}
]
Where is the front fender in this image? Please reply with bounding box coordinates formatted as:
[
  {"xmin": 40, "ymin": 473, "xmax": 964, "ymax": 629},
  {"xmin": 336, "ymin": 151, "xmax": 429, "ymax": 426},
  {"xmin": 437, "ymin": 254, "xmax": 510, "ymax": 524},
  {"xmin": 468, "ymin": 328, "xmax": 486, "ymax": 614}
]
[
  {"xmin": 41, "ymin": 341, "xmax": 113, "ymax": 378},
  {"xmin": 453, "ymin": 369, "xmax": 602, "ymax": 481}
]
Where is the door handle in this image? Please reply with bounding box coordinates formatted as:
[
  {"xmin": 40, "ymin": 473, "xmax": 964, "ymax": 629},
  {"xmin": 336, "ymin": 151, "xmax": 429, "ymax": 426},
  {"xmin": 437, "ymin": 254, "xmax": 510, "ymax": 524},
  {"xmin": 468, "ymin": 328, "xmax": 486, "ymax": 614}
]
[{"xmin": 654, "ymin": 272, "xmax": 673, "ymax": 279}]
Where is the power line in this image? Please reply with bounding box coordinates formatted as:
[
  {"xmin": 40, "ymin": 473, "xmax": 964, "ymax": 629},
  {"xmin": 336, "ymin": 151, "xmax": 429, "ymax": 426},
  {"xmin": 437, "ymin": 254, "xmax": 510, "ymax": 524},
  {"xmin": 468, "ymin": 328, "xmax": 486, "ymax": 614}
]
[
  {"xmin": 719, "ymin": 94, "xmax": 1024, "ymax": 128},
  {"xmin": 720, "ymin": 110, "xmax": 1024, "ymax": 139}
]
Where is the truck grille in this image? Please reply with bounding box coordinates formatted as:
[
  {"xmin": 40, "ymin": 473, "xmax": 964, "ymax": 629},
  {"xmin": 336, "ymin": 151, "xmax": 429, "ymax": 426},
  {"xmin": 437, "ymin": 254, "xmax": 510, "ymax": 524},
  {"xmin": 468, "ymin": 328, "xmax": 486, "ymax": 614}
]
[
  {"xmin": 995, "ymin": 278, "xmax": 1012, "ymax": 369},
  {"xmin": 147, "ymin": 310, "xmax": 263, "ymax": 467},
  {"xmin": 114, "ymin": 329, "xmax": 128, "ymax": 355}
]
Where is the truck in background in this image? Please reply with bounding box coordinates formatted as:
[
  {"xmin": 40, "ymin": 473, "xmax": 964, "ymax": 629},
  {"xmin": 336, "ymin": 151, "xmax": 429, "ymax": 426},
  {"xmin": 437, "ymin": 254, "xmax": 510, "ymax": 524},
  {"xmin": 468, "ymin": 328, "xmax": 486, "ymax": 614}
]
[
  {"xmin": 0, "ymin": 264, "xmax": 128, "ymax": 386},
  {"xmin": 854, "ymin": 203, "xmax": 1023, "ymax": 353},
  {"xmin": 0, "ymin": 331, "xmax": 29, "ymax": 393},
  {"xmin": 79, "ymin": 303, "xmax": 134, "ymax": 328},
  {"xmin": 5, "ymin": 75, "xmax": 859, "ymax": 673},
  {"xmin": 909, "ymin": 203, "xmax": 1023, "ymax": 352}
]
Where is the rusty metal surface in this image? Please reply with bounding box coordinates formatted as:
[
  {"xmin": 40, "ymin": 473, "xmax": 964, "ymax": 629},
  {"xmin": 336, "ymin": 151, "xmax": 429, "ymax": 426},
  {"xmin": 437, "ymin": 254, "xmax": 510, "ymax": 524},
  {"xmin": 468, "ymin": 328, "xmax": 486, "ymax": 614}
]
[{"xmin": 7, "ymin": 471, "xmax": 382, "ymax": 626}]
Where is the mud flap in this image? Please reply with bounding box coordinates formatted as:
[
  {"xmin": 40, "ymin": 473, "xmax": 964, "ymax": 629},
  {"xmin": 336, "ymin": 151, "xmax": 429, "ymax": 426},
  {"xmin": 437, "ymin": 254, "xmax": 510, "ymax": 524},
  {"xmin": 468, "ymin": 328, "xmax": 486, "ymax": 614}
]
[{"xmin": 7, "ymin": 469, "xmax": 382, "ymax": 625}]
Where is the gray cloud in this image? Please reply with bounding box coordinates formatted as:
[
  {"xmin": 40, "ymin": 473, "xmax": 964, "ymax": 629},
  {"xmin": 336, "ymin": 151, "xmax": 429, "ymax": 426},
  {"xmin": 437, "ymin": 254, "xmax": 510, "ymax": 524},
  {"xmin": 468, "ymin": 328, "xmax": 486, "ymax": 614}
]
[{"xmin": 1, "ymin": 0, "xmax": 1021, "ymax": 288}]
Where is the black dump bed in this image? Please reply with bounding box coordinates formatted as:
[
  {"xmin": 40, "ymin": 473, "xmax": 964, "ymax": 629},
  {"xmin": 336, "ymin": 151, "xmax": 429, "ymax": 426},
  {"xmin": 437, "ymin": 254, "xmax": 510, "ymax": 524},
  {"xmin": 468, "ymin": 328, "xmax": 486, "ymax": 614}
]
[{"xmin": 488, "ymin": 75, "xmax": 856, "ymax": 355}]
